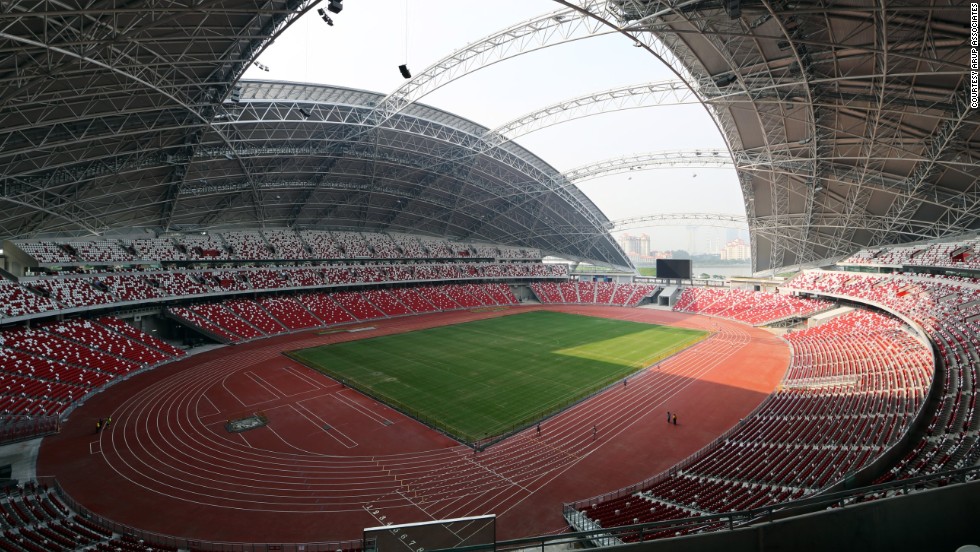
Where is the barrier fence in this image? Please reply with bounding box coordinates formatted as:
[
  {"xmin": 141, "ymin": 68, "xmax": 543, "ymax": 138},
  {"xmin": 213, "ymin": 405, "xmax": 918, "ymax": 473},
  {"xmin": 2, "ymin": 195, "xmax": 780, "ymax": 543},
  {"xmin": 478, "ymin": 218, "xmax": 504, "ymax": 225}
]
[
  {"xmin": 0, "ymin": 415, "xmax": 60, "ymax": 445},
  {"xmin": 448, "ymin": 465, "xmax": 980, "ymax": 552}
]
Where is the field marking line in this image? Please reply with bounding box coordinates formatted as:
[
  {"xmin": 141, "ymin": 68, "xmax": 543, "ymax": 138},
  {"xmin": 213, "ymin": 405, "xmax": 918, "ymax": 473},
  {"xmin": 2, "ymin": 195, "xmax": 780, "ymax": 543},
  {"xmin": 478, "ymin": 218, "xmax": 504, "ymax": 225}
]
[
  {"xmin": 264, "ymin": 364, "xmax": 323, "ymax": 396},
  {"xmin": 490, "ymin": 329, "xmax": 763, "ymax": 519},
  {"xmin": 238, "ymin": 432, "xmax": 253, "ymax": 448},
  {"xmin": 283, "ymin": 362, "xmax": 331, "ymax": 390},
  {"xmin": 220, "ymin": 374, "xmax": 249, "ymax": 408},
  {"xmin": 530, "ymin": 435, "xmax": 581, "ymax": 462},
  {"xmin": 244, "ymin": 371, "xmax": 282, "ymax": 403},
  {"xmin": 329, "ymin": 392, "xmax": 392, "ymax": 426},
  {"xmin": 196, "ymin": 394, "xmax": 221, "ymax": 420},
  {"xmin": 89, "ymin": 441, "xmax": 101, "ymax": 455},
  {"xmin": 459, "ymin": 453, "xmax": 532, "ymax": 494},
  {"xmin": 289, "ymin": 403, "xmax": 358, "ymax": 449},
  {"xmin": 395, "ymin": 488, "xmax": 439, "ymax": 522}
]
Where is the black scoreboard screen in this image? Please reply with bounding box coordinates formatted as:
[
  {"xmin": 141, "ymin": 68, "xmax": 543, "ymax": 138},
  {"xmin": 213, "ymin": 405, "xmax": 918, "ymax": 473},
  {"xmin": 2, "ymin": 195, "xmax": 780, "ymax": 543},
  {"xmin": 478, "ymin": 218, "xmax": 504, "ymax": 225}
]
[{"xmin": 656, "ymin": 259, "xmax": 692, "ymax": 280}]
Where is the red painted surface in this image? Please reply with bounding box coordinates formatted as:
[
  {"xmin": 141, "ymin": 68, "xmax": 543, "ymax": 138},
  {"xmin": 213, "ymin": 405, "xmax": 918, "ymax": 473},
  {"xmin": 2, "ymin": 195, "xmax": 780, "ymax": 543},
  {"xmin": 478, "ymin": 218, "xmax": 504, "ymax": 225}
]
[{"xmin": 37, "ymin": 306, "xmax": 788, "ymax": 544}]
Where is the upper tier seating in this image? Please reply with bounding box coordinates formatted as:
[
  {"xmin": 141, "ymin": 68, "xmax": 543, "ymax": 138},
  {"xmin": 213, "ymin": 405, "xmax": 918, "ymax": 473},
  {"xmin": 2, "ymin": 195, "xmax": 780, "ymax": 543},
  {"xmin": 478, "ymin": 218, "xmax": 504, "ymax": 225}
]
[
  {"xmin": 149, "ymin": 272, "xmax": 212, "ymax": 296},
  {"xmin": 333, "ymin": 232, "xmax": 372, "ymax": 258},
  {"xmin": 840, "ymin": 238, "xmax": 980, "ymax": 271},
  {"xmin": 298, "ymin": 230, "xmax": 344, "ymax": 259},
  {"xmin": 69, "ymin": 241, "xmax": 136, "ymax": 263},
  {"xmin": 13, "ymin": 241, "xmax": 75, "ymax": 264},
  {"xmin": 129, "ymin": 237, "xmax": 186, "ymax": 261},
  {"xmin": 221, "ymin": 231, "xmax": 274, "ymax": 260},
  {"xmin": 497, "ymin": 245, "xmax": 541, "ymax": 260},
  {"xmin": 99, "ymin": 274, "xmax": 168, "ymax": 302},
  {"xmin": 263, "ymin": 229, "xmax": 312, "ymax": 260},
  {"xmin": 12, "ymin": 230, "xmax": 556, "ymax": 269},
  {"xmin": 175, "ymin": 234, "xmax": 232, "ymax": 261},
  {"xmin": 362, "ymin": 233, "xmax": 400, "ymax": 259},
  {"xmin": 418, "ymin": 237, "xmax": 455, "ymax": 258}
]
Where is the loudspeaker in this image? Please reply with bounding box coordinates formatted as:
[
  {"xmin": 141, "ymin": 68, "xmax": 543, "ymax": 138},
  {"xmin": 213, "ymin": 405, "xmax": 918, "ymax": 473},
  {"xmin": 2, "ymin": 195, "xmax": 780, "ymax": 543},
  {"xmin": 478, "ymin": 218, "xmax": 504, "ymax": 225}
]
[
  {"xmin": 399, "ymin": 64, "xmax": 412, "ymax": 79},
  {"xmin": 327, "ymin": 0, "xmax": 343, "ymax": 14}
]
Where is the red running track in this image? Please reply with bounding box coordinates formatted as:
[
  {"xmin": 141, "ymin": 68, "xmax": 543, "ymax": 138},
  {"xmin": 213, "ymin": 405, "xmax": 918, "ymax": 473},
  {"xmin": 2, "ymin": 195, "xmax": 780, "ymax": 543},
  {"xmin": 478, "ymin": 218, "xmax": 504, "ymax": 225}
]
[{"xmin": 37, "ymin": 305, "xmax": 789, "ymax": 544}]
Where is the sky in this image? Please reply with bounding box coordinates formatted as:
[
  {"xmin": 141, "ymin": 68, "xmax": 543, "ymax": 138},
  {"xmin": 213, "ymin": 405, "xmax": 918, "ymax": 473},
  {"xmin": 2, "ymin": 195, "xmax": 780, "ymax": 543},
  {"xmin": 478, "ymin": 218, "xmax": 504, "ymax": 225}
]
[{"xmin": 242, "ymin": 0, "xmax": 749, "ymax": 254}]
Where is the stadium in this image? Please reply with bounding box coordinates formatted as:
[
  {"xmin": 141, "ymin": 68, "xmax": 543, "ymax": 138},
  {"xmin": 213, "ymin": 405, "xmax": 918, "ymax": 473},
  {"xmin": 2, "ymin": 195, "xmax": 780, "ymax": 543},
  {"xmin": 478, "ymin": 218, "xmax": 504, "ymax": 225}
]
[{"xmin": 0, "ymin": 1, "xmax": 978, "ymax": 551}]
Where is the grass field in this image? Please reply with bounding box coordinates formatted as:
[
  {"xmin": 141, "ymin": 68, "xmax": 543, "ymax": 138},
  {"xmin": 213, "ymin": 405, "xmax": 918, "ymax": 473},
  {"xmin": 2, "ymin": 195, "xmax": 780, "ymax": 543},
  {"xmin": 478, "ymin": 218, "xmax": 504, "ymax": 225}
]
[{"xmin": 287, "ymin": 311, "xmax": 708, "ymax": 444}]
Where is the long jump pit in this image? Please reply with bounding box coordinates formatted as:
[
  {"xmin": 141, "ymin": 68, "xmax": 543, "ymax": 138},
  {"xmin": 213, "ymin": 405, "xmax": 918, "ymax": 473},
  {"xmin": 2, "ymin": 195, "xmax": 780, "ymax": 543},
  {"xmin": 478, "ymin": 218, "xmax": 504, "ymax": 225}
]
[{"xmin": 37, "ymin": 305, "xmax": 789, "ymax": 545}]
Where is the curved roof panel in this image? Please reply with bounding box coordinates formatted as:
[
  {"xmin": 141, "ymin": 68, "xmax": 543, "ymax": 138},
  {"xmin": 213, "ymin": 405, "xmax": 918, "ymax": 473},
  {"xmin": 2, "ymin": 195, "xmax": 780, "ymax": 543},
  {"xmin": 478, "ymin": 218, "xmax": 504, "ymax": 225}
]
[
  {"xmin": 0, "ymin": 3, "xmax": 629, "ymax": 268},
  {"xmin": 610, "ymin": 0, "xmax": 978, "ymax": 272},
  {"xmin": 172, "ymin": 81, "xmax": 629, "ymax": 267}
]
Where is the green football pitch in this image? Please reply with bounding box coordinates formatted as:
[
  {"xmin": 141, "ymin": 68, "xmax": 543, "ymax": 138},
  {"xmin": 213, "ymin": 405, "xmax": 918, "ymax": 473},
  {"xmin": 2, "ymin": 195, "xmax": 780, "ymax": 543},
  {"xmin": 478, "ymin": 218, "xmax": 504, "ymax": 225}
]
[{"xmin": 287, "ymin": 310, "xmax": 708, "ymax": 445}]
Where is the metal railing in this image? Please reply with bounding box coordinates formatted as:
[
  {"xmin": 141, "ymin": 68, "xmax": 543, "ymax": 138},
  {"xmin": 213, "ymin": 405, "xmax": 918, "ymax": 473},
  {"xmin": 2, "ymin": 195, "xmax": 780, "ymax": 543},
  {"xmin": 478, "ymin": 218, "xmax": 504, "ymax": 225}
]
[
  {"xmin": 0, "ymin": 415, "xmax": 60, "ymax": 444},
  {"xmin": 443, "ymin": 465, "xmax": 980, "ymax": 552}
]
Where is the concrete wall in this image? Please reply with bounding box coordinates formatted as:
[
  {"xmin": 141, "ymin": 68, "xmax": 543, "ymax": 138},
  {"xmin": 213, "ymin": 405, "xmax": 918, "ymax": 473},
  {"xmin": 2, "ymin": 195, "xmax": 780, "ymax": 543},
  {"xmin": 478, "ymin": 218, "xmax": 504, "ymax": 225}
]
[{"xmin": 619, "ymin": 479, "xmax": 980, "ymax": 552}]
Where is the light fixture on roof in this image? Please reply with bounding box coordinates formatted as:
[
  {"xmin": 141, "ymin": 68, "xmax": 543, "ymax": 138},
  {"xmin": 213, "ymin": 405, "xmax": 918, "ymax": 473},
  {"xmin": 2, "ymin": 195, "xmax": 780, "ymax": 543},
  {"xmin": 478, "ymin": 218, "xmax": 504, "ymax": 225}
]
[
  {"xmin": 317, "ymin": 8, "xmax": 333, "ymax": 25},
  {"xmin": 723, "ymin": 0, "xmax": 741, "ymax": 19},
  {"xmin": 252, "ymin": 61, "xmax": 270, "ymax": 72},
  {"xmin": 299, "ymin": 108, "xmax": 311, "ymax": 119},
  {"xmin": 714, "ymin": 74, "xmax": 737, "ymax": 87},
  {"xmin": 224, "ymin": 152, "xmax": 234, "ymax": 160}
]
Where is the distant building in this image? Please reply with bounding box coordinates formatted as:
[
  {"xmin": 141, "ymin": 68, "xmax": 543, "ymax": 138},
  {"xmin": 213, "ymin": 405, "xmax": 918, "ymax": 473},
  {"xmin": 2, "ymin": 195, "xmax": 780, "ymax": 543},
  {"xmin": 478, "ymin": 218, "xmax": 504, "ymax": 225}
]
[
  {"xmin": 618, "ymin": 233, "xmax": 650, "ymax": 257},
  {"xmin": 721, "ymin": 238, "xmax": 751, "ymax": 261}
]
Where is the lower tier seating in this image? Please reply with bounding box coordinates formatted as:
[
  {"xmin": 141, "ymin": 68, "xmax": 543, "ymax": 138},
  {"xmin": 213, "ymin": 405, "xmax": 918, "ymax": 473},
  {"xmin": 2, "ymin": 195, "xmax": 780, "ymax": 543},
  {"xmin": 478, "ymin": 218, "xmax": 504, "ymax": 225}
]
[
  {"xmin": 166, "ymin": 283, "xmax": 519, "ymax": 344},
  {"xmin": 0, "ymin": 318, "xmax": 183, "ymax": 419},
  {"xmin": 530, "ymin": 282, "xmax": 660, "ymax": 307},
  {"xmin": 783, "ymin": 270, "xmax": 980, "ymax": 482},
  {"xmin": 573, "ymin": 309, "xmax": 934, "ymax": 534},
  {"xmin": 673, "ymin": 287, "xmax": 833, "ymax": 325}
]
